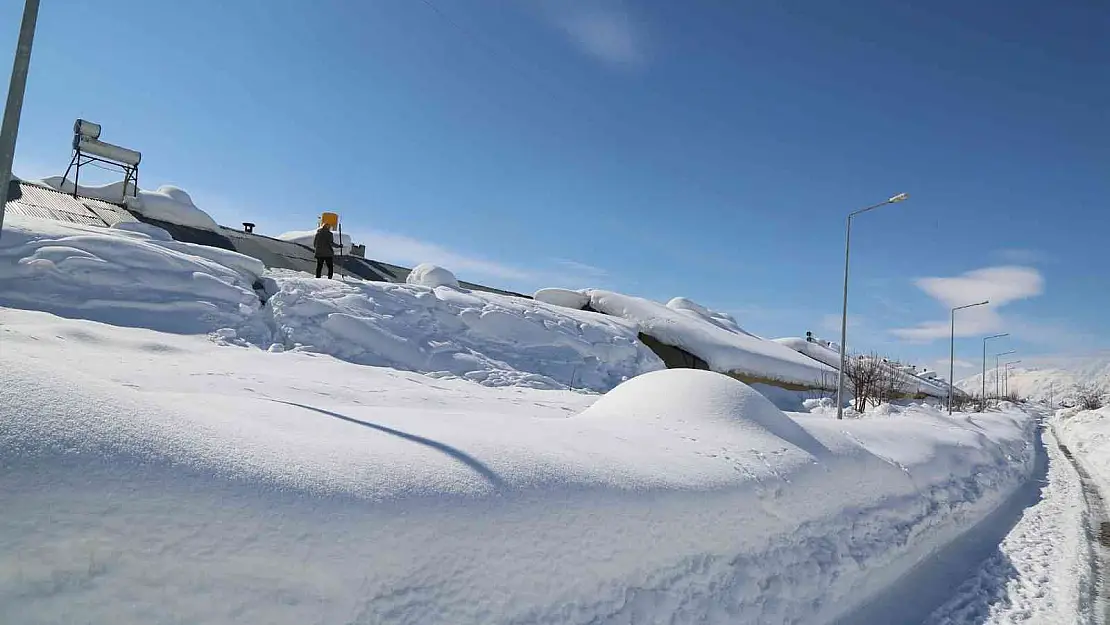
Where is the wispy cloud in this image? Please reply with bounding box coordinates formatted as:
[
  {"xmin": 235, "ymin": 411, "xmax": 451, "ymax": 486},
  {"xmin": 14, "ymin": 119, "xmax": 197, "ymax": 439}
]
[
  {"xmin": 543, "ymin": 2, "xmax": 648, "ymax": 69},
  {"xmin": 891, "ymin": 266, "xmax": 1044, "ymax": 342},
  {"xmin": 357, "ymin": 230, "xmax": 534, "ymax": 282},
  {"xmin": 993, "ymin": 248, "xmax": 1054, "ymax": 265},
  {"xmin": 550, "ymin": 258, "xmax": 608, "ymax": 279},
  {"xmin": 355, "ymin": 230, "xmax": 617, "ymax": 292}
]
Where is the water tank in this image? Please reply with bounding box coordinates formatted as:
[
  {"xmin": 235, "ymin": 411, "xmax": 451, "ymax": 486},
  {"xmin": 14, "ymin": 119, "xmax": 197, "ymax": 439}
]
[
  {"xmin": 74, "ymin": 119, "xmax": 101, "ymax": 140},
  {"xmin": 320, "ymin": 212, "xmax": 339, "ymax": 228},
  {"xmin": 75, "ymin": 136, "xmax": 141, "ymax": 166}
]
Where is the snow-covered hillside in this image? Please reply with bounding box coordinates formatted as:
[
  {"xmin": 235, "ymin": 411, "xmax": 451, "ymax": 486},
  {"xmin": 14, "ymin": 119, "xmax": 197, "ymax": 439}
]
[{"xmin": 958, "ymin": 354, "xmax": 1110, "ymax": 403}]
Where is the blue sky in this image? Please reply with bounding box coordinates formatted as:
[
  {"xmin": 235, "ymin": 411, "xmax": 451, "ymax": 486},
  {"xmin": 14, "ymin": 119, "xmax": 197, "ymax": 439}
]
[{"xmin": 2, "ymin": 0, "xmax": 1107, "ymax": 378}]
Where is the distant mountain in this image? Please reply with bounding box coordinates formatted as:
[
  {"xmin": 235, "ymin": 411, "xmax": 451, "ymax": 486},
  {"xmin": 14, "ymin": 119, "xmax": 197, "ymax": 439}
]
[{"xmin": 957, "ymin": 353, "xmax": 1110, "ymax": 404}]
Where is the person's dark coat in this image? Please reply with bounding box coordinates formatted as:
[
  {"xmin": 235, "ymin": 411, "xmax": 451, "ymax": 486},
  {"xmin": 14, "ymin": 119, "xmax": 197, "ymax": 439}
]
[{"xmin": 313, "ymin": 226, "xmax": 336, "ymax": 258}]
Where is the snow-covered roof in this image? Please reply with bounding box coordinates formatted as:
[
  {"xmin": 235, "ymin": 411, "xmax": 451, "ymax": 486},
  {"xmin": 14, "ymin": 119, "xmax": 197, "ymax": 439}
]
[
  {"xmin": 542, "ymin": 289, "xmax": 837, "ymax": 387},
  {"xmin": 33, "ymin": 176, "xmax": 220, "ymax": 231}
]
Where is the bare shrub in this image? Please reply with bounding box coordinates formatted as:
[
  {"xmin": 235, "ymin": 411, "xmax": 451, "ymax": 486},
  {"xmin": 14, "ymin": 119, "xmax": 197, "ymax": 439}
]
[
  {"xmin": 844, "ymin": 353, "xmax": 887, "ymax": 412},
  {"xmin": 1074, "ymin": 382, "xmax": 1106, "ymax": 411}
]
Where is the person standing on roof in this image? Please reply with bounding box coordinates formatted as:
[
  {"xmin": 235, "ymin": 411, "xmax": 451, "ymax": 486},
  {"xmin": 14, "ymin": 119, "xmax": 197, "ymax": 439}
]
[{"xmin": 313, "ymin": 223, "xmax": 339, "ymax": 279}]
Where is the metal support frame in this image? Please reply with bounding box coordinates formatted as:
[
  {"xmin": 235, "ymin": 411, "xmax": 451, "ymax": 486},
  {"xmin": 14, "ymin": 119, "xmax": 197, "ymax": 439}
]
[{"xmin": 62, "ymin": 148, "xmax": 139, "ymax": 201}]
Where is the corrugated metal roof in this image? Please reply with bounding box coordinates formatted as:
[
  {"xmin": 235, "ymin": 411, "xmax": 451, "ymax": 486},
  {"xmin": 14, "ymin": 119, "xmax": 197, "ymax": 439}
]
[{"xmin": 4, "ymin": 181, "xmax": 139, "ymax": 228}]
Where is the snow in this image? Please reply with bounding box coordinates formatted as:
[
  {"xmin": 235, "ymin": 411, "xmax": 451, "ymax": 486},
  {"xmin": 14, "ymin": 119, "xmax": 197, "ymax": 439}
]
[
  {"xmin": 276, "ymin": 228, "xmax": 354, "ymax": 255},
  {"xmin": 959, "ymin": 356, "xmax": 1110, "ymax": 404},
  {"xmin": 0, "ymin": 214, "xmax": 262, "ymax": 334},
  {"xmin": 1056, "ymin": 405, "xmax": 1110, "ymax": 488},
  {"xmin": 666, "ymin": 296, "xmax": 756, "ymax": 336},
  {"xmin": 534, "ymin": 287, "xmax": 590, "ymax": 310},
  {"xmin": 573, "ymin": 289, "xmax": 836, "ymax": 386},
  {"xmin": 35, "ymin": 176, "xmax": 221, "ymax": 231},
  {"xmin": 261, "ymin": 270, "xmax": 663, "ymax": 392},
  {"xmin": 774, "ymin": 336, "xmax": 950, "ymax": 398},
  {"xmin": 0, "ymin": 212, "xmax": 1060, "ymax": 623},
  {"xmin": 406, "ymin": 262, "xmax": 460, "ymax": 288},
  {"xmin": 925, "ymin": 424, "xmax": 1091, "ymax": 625},
  {"xmin": 0, "ymin": 307, "xmax": 1041, "ymax": 624}
]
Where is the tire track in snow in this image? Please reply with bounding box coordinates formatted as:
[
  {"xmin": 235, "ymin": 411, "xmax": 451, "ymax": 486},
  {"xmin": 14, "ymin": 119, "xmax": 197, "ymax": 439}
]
[{"xmin": 1056, "ymin": 431, "xmax": 1110, "ymax": 625}]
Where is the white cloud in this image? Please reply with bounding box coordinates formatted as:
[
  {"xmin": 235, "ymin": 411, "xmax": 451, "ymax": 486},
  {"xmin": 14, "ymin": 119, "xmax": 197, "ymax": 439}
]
[
  {"xmin": 891, "ymin": 266, "xmax": 1044, "ymax": 342},
  {"xmin": 546, "ymin": 3, "xmax": 647, "ymax": 69},
  {"xmin": 915, "ymin": 266, "xmax": 1043, "ymax": 309}
]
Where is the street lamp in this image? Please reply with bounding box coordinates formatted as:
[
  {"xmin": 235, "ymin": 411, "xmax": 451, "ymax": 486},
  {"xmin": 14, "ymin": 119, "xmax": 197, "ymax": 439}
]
[
  {"xmin": 982, "ymin": 333, "xmax": 1009, "ymax": 407},
  {"xmin": 835, "ymin": 192, "xmax": 910, "ymax": 419},
  {"xmin": 0, "ymin": 0, "xmax": 41, "ymax": 239},
  {"xmin": 1004, "ymin": 360, "xmax": 1022, "ymax": 397},
  {"xmin": 949, "ymin": 300, "xmax": 990, "ymax": 414},
  {"xmin": 995, "ymin": 350, "xmax": 1016, "ymax": 398}
]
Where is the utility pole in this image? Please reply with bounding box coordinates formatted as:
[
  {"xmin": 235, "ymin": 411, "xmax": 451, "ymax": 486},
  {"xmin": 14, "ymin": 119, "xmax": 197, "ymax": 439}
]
[
  {"xmin": 0, "ymin": 0, "xmax": 41, "ymax": 238},
  {"xmin": 949, "ymin": 300, "xmax": 989, "ymax": 414},
  {"xmin": 835, "ymin": 193, "xmax": 909, "ymax": 420}
]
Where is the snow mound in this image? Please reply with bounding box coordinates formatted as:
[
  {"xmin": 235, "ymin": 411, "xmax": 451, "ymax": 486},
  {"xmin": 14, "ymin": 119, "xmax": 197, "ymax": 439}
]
[
  {"xmin": 406, "ymin": 263, "xmax": 460, "ymax": 289},
  {"xmin": 35, "ymin": 176, "xmax": 220, "ymax": 231},
  {"xmin": 0, "ymin": 214, "xmax": 262, "ymax": 333},
  {"xmin": 263, "ymin": 271, "xmax": 663, "ymax": 391},
  {"xmin": 110, "ymin": 221, "xmax": 173, "ymax": 241},
  {"xmin": 577, "ymin": 289, "xmax": 835, "ymax": 386},
  {"xmin": 534, "ymin": 287, "xmax": 589, "ymax": 310},
  {"xmin": 666, "ymin": 297, "xmax": 754, "ymax": 336},
  {"xmin": 276, "ymin": 229, "xmax": 354, "ymax": 255},
  {"xmin": 130, "ymin": 185, "xmax": 219, "ymax": 231},
  {"xmin": 583, "ymin": 369, "xmax": 829, "ymax": 457}
]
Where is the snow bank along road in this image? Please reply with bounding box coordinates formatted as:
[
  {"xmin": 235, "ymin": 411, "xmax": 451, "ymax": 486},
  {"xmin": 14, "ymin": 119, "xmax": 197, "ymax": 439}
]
[
  {"xmin": 1056, "ymin": 406, "xmax": 1110, "ymax": 623},
  {"xmin": 0, "ymin": 307, "xmax": 1045, "ymax": 625}
]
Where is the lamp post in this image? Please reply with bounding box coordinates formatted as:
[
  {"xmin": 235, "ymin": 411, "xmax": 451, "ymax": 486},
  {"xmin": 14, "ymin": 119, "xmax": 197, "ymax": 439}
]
[
  {"xmin": 982, "ymin": 333, "xmax": 1009, "ymax": 407},
  {"xmin": 949, "ymin": 300, "xmax": 990, "ymax": 414},
  {"xmin": 835, "ymin": 192, "xmax": 910, "ymax": 419},
  {"xmin": 1004, "ymin": 360, "xmax": 1022, "ymax": 397},
  {"xmin": 0, "ymin": 0, "xmax": 41, "ymax": 239},
  {"xmin": 995, "ymin": 349, "xmax": 1016, "ymax": 398}
]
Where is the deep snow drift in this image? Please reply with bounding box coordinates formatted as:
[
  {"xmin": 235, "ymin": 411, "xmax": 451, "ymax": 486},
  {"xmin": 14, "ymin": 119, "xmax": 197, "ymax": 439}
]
[
  {"xmin": 0, "ymin": 214, "xmax": 262, "ymax": 333},
  {"xmin": 263, "ymin": 270, "xmax": 664, "ymax": 392},
  {"xmin": 536, "ymin": 288, "xmax": 835, "ymax": 387},
  {"xmin": 0, "ymin": 216, "xmax": 663, "ymax": 392},
  {"xmin": 0, "ymin": 307, "xmax": 1039, "ymax": 625}
]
